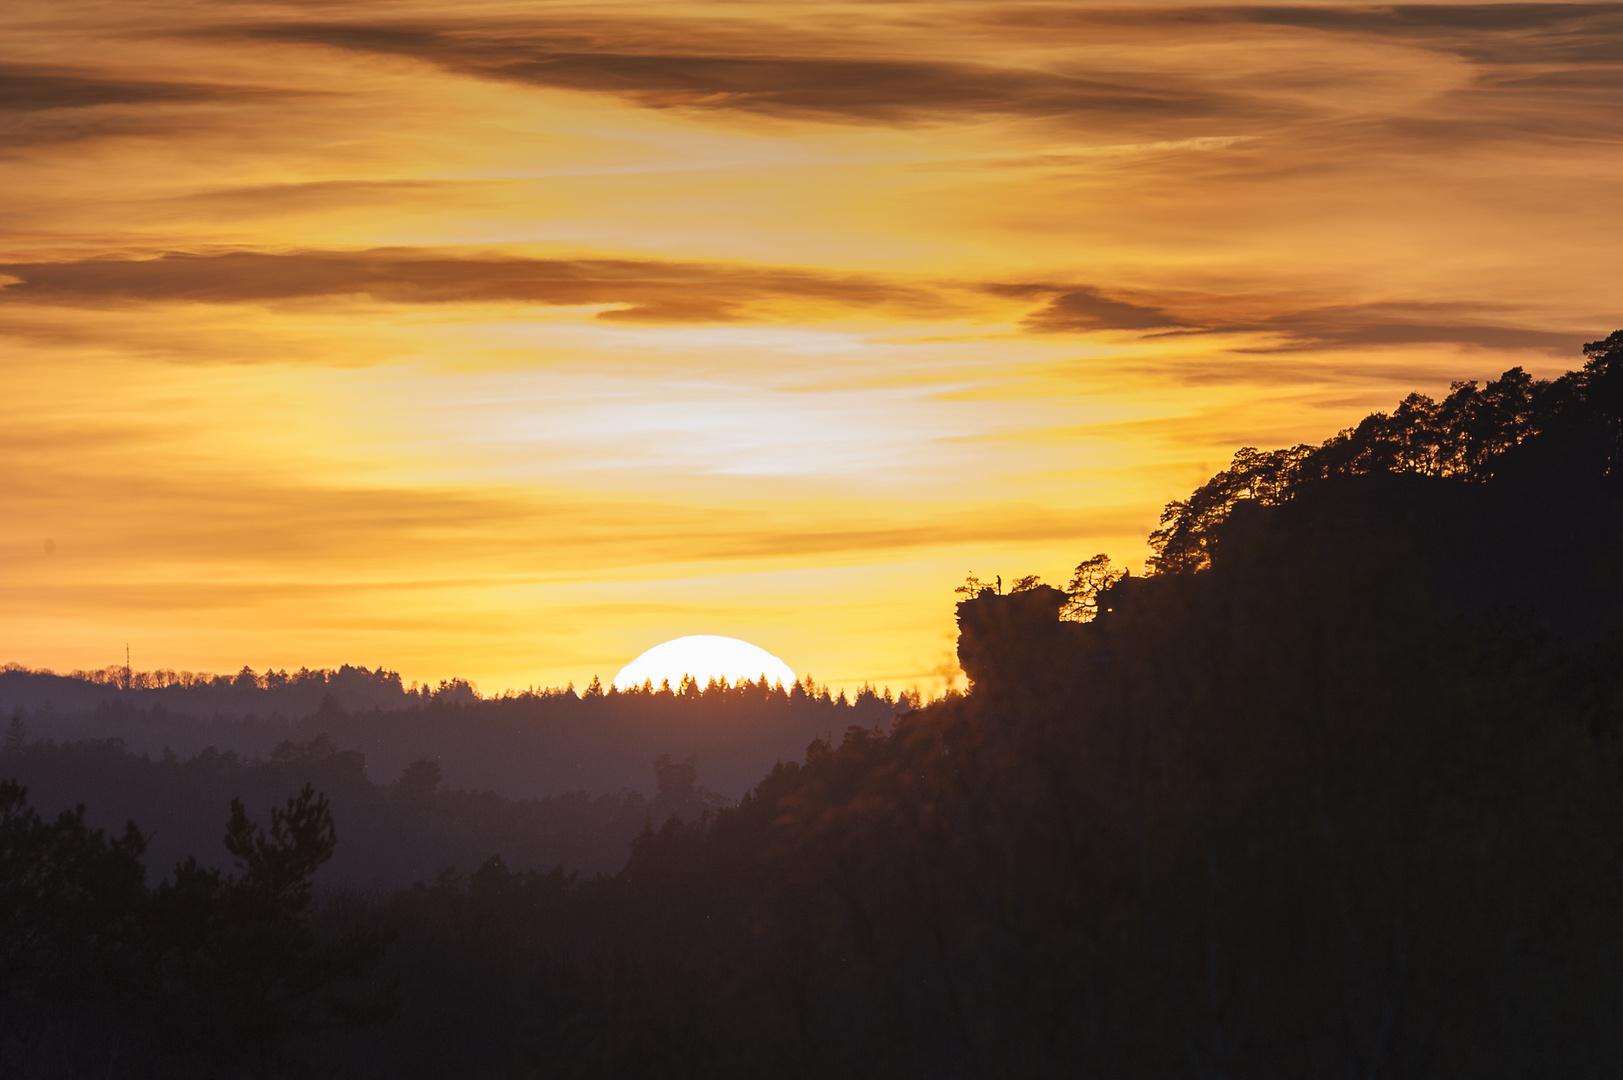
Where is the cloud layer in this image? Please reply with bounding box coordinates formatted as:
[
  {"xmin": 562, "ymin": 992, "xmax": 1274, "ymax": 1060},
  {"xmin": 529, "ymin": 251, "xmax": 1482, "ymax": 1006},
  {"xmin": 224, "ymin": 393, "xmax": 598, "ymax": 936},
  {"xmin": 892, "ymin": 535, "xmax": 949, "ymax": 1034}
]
[
  {"xmin": 190, "ymin": 2, "xmax": 1623, "ymax": 141},
  {"xmin": 0, "ymin": 249, "xmax": 1589, "ymax": 360},
  {"xmin": 2, "ymin": 0, "xmax": 1617, "ymax": 692},
  {"xmin": 0, "ymin": 65, "xmax": 238, "ymax": 112},
  {"xmin": 219, "ymin": 21, "xmax": 1243, "ymax": 125},
  {"xmin": 0, "ymin": 250, "xmax": 948, "ymax": 322}
]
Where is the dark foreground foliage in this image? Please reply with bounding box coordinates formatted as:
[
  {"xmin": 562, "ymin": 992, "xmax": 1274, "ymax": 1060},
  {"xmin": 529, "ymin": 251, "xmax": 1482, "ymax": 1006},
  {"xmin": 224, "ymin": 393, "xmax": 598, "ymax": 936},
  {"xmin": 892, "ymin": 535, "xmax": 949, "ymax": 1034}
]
[
  {"xmin": 0, "ymin": 734, "xmax": 710, "ymax": 884},
  {"xmin": 5, "ymin": 334, "xmax": 1623, "ymax": 1077},
  {"xmin": 1, "ymin": 782, "xmax": 394, "ymax": 1078}
]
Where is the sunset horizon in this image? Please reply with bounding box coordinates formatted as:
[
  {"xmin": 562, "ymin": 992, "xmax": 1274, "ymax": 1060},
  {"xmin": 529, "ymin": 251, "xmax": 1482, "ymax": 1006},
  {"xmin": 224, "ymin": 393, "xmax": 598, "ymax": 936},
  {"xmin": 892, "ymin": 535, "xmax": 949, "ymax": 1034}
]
[{"xmin": 6, "ymin": 0, "xmax": 1617, "ymax": 695}]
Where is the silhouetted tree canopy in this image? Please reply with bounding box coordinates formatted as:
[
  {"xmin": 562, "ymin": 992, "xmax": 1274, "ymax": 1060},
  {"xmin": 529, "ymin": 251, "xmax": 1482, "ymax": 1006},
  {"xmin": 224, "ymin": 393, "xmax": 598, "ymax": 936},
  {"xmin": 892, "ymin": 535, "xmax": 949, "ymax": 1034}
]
[
  {"xmin": 1148, "ymin": 333, "xmax": 1623, "ymax": 574},
  {"xmin": 0, "ymin": 782, "xmax": 393, "ymax": 1078}
]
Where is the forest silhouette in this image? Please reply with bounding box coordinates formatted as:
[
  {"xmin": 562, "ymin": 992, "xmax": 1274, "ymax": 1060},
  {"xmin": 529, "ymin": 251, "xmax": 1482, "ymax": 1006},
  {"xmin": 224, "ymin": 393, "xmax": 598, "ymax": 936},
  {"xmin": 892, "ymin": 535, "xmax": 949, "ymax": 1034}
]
[
  {"xmin": 0, "ymin": 665, "xmax": 905, "ymax": 800},
  {"xmin": 4, "ymin": 332, "xmax": 1623, "ymax": 1076}
]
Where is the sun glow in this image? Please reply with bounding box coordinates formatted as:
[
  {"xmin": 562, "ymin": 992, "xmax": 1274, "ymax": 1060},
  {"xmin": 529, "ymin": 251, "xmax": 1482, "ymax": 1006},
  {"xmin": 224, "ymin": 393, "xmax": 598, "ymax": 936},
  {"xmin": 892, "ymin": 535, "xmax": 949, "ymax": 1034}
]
[
  {"xmin": 612, "ymin": 635, "xmax": 797, "ymax": 692},
  {"xmin": 2, "ymin": 0, "xmax": 1610, "ymax": 696}
]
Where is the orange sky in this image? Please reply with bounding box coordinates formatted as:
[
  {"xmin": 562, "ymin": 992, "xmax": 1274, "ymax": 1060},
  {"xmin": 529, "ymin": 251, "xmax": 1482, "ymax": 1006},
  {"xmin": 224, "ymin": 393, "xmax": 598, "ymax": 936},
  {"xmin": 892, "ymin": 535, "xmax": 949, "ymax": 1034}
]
[{"xmin": 3, "ymin": 0, "xmax": 1618, "ymax": 694}]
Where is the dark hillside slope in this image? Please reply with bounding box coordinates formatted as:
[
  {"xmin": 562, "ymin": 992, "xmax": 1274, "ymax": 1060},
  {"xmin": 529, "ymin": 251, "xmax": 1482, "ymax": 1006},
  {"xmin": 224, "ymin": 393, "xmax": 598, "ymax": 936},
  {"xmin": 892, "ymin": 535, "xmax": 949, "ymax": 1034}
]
[
  {"xmin": 493, "ymin": 337, "xmax": 1623, "ymax": 1079},
  {"xmin": 0, "ymin": 736, "xmax": 682, "ymax": 884}
]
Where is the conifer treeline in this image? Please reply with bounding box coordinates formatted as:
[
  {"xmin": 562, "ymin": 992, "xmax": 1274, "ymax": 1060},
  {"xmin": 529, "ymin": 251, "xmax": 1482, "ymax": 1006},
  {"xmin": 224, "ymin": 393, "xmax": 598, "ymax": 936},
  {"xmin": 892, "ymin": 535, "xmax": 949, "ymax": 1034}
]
[
  {"xmin": 2, "ymin": 667, "xmax": 907, "ymax": 802},
  {"xmin": 1, "ymin": 657, "xmax": 902, "ymax": 720}
]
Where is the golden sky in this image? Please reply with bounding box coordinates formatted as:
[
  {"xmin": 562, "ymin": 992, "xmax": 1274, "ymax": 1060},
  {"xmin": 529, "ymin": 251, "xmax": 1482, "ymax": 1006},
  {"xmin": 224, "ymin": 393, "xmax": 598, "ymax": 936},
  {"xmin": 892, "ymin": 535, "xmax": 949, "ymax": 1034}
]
[{"xmin": 3, "ymin": 0, "xmax": 1618, "ymax": 694}]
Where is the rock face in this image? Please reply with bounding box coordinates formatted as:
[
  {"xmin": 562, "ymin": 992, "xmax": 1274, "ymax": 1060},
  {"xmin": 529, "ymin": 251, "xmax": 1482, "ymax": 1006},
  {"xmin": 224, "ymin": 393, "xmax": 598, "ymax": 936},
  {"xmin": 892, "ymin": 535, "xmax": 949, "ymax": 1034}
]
[{"xmin": 954, "ymin": 585, "xmax": 1080, "ymax": 700}]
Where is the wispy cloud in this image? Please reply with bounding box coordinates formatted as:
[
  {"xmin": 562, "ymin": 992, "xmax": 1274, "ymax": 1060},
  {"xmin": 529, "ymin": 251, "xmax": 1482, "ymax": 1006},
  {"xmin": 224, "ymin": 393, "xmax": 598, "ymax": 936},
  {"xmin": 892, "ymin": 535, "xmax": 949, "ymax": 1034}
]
[
  {"xmin": 979, "ymin": 3, "xmax": 1623, "ymax": 155},
  {"xmin": 0, "ymin": 62, "xmax": 295, "ymax": 148},
  {"xmin": 210, "ymin": 20, "xmax": 1249, "ymax": 125},
  {"xmin": 0, "ymin": 249, "xmax": 952, "ymax": 323},
  {"xmin": 1013, "ymin": 286, "xmax": 1585, "ymax": 352},
  {"xmin": 1237, "ymin": 302, "xmax": 1587, "ymax": 353},
  {"xmin": 1, "ymin": 447, "xmax": 1107, "ymax": 576},
  {"xmin": 1, "ymin": 249, "xmax": 1587, "ymax": 353},
  {"xmin": 181, "ymin": 3, "xmax": 1623, "ymax": 144},
  {"xmin": 0, "ymin": 64, "xmax": 243, "ymax": 112},
  {"xmin": 992, "ymin": 3, "xmax": 1623, "ymax": 53},
  {"xmin": 995, "ymin": 284, "xmax": 1186, "ymax": 332}
]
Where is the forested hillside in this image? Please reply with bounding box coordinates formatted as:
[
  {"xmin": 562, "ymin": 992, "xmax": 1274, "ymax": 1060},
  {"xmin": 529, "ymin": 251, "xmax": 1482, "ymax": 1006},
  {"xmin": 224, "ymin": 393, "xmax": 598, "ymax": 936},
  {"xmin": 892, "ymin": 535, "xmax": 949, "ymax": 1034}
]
[
  {"xmin": 5, "ymin": 334, "xmax": 1621, "ymax": 1077},
  {"xmin": 465, "ymin": 332, "xmax": 1618, "ymax": 1078},
  {"xmin": 0, "ymin": 671, "xmax": 905, "ymax": 800},
  {"xmin": 0, "ymin": 734, "xmax": 721, "ymax": 883}
]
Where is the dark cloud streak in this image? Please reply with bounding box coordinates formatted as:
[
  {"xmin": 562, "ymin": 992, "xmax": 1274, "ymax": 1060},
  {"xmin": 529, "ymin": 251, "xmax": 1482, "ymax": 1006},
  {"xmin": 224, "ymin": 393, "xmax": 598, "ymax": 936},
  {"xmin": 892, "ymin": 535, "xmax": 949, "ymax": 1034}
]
[
  {"xmin": 0, "ymin": 249, "xmax": 948, "ymax": 323},
  {"xmin": 183, "ymin": 5, "xmax": 1623, "ymax": 150},
  {"xmin": 998, "ymin": 1, "xmax": 1623, "ymax": 92},
  {"xmin": 1015, "ymin": 285, "xmax": 1582, "ymax": 352},
  {"xmin": 0, "ymin": 65, "xmax": 235, "ymax": 113},
  {"xmin": 0, "ymin": 64, "xmax": 304, "ymax": 150},
  {"xmin": 0, "ymin": 251, "xmax": 1583, "ymax": 351},
  {"xmin": 216, "ymin": 22, "xmax": 1246, "ymax": 124},
  {"xmin": 994, "ymin": 3, "xmax": 1623, "ymax": 39},
  {"xmin": 1006, "ymin": 285, "xmax": 1185, "ymax": 332},
  {"xmin": 1240, "ymin": 309, "xmax": 1585, "ymax": 352}
]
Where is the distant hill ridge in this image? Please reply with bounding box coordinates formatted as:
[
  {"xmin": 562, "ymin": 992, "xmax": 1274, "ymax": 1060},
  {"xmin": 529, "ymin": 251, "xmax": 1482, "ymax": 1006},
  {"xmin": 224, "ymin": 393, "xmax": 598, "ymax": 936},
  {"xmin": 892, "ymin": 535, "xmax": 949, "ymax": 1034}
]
[
  {"xmin": 0, "ymin": 664, "xmax": 910, "ymax": 802},
  {"xmin": 0, "ymin": 660, "xmax": 895, "ymax": 720}
]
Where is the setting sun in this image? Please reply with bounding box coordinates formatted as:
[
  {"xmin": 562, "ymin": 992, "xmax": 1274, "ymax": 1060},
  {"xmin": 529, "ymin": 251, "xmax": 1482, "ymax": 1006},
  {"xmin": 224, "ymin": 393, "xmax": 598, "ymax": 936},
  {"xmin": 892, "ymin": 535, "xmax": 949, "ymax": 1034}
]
[{"xmin": 611, "ymin": 635, "xmax": 797, "ymax": 692}]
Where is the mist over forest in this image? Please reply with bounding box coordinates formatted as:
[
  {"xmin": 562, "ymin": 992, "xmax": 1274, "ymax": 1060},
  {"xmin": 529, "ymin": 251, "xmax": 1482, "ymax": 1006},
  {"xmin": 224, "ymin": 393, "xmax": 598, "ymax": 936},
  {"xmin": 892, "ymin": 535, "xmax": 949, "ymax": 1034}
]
[
  {"xmin": 0, "ymin": 667, "xmax": 903, "ymax": 882},
  {"xmin": 6, "ymin": 332, "xmax": 1623, "ymax": 1077},
  {"xmin": 0, "ymin": 661, "xmax": 905, "ymax": 801}
]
